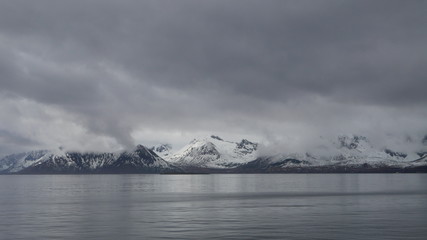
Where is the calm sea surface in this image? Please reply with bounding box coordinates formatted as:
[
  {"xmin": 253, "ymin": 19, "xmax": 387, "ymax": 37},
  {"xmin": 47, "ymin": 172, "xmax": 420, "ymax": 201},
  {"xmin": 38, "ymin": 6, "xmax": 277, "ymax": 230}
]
[{"xmin": 0, "ymin": 174, "xmax": 426, "ymax": 240}]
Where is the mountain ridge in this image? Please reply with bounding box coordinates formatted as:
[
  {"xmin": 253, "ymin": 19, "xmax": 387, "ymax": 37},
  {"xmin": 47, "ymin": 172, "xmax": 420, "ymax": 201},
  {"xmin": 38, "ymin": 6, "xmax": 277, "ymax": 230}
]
[
  {"xmin": 1, "ymin": 134, "xmax": 426, "ymax": 174},
  {"xmin": 2, "ymin": 146, "xmax": 178, "ymax": 174}
]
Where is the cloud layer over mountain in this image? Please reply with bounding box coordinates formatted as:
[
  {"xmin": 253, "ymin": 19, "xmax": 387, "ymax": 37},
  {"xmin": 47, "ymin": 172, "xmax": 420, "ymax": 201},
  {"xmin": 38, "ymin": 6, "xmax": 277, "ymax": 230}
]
[{"xmin": 0, "ymin": 0, "xmax": 426, "ymax": 155}]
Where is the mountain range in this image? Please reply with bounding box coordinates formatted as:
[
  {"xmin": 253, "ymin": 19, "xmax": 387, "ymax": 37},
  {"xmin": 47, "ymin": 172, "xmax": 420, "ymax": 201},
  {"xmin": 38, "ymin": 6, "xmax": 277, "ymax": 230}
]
[{"xmin": 1, "ymin": 135, "xmax": 426, "ymax": 174}]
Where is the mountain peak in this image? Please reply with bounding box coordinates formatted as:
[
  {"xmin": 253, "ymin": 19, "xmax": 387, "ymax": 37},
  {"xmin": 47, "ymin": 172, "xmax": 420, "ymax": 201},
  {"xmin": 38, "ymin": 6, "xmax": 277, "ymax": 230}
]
[
  {"xmin": 237, "ymin": 139, "xmax": 258, "ymax": 154},
  {"xmin": 150, "ymin": 144, "xmax": 172, "ymax": 153},
  {"xmin": 238, "ymin": 139, "xmax": 256, "ymax": 146},
  {"xmin": 135, "ymin": 144, "xmax": 151, "ymax": 152},
  {"xmin": 150, "ymin": 144, "xmax": 172, "ymax": 158},
  {"xmin": 166, "ymin": 135, "xmax": 259, "ymax": 168}
]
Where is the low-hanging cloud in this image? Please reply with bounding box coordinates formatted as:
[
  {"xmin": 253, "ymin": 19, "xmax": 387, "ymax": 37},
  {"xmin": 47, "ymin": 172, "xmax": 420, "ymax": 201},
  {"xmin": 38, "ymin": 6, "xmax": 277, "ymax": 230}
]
[{"xmin": 0, "ymin": 0, "xmax": 426, "ymax": 155}]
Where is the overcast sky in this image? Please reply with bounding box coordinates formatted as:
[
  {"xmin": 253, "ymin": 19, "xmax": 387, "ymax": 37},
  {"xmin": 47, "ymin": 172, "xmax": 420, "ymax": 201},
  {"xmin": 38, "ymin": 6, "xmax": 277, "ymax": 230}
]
[{"xmin": 0, "ymin": 0, "xmax": 426, "ymax": 155}]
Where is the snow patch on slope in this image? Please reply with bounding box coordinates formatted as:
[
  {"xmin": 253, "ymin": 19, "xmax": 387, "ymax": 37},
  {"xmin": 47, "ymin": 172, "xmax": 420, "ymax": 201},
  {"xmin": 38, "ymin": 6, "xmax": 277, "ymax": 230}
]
[{"xmin": 150, "ymin": 144, "xmax": 172, "ymax": 159}]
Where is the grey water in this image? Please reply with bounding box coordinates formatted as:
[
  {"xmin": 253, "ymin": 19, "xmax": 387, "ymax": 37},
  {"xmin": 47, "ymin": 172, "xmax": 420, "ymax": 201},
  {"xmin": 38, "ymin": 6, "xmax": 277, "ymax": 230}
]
[{"xmin": 0, "ymin": 174, "xmax": 426, "ymax": 240}]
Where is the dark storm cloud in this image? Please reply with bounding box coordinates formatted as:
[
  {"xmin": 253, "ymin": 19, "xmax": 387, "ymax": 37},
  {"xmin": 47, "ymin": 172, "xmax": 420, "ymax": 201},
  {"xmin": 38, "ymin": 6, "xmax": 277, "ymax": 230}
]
[{"xmin": 0, "ymin": 0, "xmax": 426, "ymax": 153}]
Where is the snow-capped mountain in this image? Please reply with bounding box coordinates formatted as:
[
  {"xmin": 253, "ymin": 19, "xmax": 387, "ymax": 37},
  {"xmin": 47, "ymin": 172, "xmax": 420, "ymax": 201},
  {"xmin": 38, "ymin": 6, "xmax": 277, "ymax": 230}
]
[
  {"xmin": 0, "ymin": 150, "xmax": 50, "ymax": 173},
  {"xmin": 165, "ymin": 135, "xmax": 258, "ymax": 168},
  {"xmin": 0, "ymin": 145, "xmax": 178, "ymax": 174},
  {"xmin": 238, "ymin": 135, "xmax": 427, "ymax": 172},
  {"xmin": 103, "ymin": 145, "xmax": 174, "ymax": 173}
]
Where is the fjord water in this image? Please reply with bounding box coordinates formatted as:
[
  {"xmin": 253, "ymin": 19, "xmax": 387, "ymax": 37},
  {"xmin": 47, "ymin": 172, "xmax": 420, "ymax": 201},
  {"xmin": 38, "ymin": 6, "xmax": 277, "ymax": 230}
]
[{"xmin": 0, "ymin": 174, "xmax": 426, "ymax": 240}]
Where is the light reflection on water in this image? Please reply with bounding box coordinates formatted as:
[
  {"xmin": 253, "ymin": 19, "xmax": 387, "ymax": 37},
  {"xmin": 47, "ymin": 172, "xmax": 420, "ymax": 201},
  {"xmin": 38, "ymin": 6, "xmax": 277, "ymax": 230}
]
[{"xmin": 0, "ymin": 174, "xmax": 426, "ymax": 240}]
